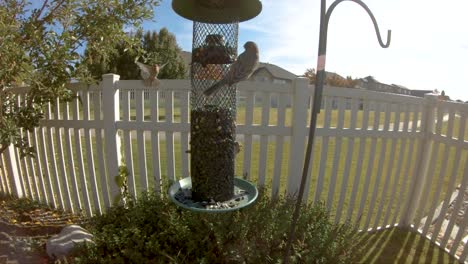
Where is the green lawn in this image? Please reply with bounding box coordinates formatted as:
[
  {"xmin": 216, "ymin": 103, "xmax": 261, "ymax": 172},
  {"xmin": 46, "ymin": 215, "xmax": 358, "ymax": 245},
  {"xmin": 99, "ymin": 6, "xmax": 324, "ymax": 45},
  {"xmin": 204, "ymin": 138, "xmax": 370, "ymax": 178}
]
[
  {"xmin": 355, "ymin": 228, "xmax": 459, "ymax": 263},
  {"xmin": 125, "ymin": 105, "xmax": 410, "ymax": 128}
]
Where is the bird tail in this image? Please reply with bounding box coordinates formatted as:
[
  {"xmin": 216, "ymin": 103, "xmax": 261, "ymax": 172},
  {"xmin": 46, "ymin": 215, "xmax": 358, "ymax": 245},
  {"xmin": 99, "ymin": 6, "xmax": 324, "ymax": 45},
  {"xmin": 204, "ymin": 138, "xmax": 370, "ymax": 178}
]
[{"xmin": 203, "ymin": 79, "xmax": 227, "ymax": 96}]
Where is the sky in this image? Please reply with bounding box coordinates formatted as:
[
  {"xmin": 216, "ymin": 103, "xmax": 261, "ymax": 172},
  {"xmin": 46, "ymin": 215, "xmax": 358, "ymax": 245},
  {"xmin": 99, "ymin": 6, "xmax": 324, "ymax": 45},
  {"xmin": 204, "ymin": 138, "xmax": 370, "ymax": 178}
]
[{"xmin": 144, "ymin": 0, "xmax": 468, "ymax": 101}]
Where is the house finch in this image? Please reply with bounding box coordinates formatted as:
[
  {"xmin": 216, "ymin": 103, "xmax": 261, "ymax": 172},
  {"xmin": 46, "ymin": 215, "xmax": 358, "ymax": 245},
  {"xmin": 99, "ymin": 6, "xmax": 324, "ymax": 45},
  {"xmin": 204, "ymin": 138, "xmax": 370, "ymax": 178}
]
[
  {"xmin": 203, "ymin": 41, "xmax": 259, "ymax": 96},
  {"xmin": 135, "ymin": 61, "xmax": 167, "ymax": 87}
]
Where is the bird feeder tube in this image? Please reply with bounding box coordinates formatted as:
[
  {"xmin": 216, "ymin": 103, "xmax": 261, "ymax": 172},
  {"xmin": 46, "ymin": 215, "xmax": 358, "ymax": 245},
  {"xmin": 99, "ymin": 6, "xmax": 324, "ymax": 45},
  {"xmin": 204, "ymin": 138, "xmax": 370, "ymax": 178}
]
[
  {"xmin": 190, "ymin": 105, "xmax": 236, "ymax": 201},
  {"xmin": 170, "ymin": 0, "xmax": 261, "ymax": 211},
  {"xmin": 188, "ymin": 21, "xmax": 239, "ymax": 203}
]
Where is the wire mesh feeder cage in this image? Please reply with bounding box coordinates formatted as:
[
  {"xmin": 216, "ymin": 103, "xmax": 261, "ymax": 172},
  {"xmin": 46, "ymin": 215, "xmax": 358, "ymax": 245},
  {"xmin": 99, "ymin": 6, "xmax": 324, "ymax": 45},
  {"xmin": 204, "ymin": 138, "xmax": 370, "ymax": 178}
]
[
  {"xmin": 190, "ymin": 22, "xmax": 238, "ymax": 202},
  {"xmin": 171, "ymin": 0, "xmax": 262, "ymax": 211}
]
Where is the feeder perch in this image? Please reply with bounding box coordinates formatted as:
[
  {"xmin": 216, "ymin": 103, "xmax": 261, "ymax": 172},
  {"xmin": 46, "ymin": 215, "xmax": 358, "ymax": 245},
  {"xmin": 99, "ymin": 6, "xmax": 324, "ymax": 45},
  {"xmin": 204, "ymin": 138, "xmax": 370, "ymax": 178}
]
[{"xmin": 170, "ymin": 0, "xmax": 261, "ymax": 211}]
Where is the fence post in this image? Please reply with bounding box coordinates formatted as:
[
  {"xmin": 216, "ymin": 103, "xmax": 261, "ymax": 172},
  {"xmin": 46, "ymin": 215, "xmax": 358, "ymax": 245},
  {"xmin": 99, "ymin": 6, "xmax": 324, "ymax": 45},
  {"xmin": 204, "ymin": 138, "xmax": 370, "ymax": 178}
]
[
  {"xmin": 286, "ymin": 77, "xmax": 310, "ymax": 196},
  {"xmin": 400, "ymin": 93, "xmax": 438, "ymax": 227},
  {"xmin": 102, "ymin": 74, "xmax": 122, "ymax": 208},
  {"xmin": 3, "ymin": 145, "xmax": 23, "ymax": 198}
]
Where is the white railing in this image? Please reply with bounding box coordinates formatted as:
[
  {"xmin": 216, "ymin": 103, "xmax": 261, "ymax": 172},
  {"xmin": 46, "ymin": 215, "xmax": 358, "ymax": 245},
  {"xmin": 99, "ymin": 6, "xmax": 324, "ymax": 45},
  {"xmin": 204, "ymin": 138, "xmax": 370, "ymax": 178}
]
[{"xmin": 1, "ymin": 74, "xmax": 467, "ymax": 260}]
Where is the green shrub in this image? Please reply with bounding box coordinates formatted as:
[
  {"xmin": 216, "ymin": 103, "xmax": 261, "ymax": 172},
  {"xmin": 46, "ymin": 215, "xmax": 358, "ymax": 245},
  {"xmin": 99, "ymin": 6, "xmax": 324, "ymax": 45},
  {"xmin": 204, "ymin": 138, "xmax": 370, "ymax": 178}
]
[{"xmin": 75, "ymin": 191, "xmax": 359, "ymax": 263}]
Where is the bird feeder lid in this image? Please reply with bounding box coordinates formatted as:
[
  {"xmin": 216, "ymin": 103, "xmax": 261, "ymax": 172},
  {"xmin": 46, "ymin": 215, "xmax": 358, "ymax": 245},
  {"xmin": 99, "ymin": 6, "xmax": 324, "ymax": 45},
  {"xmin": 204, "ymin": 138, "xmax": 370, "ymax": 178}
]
[{"xmin": 172, "ymin": 0, "xmax": 262, "ymax": 23}]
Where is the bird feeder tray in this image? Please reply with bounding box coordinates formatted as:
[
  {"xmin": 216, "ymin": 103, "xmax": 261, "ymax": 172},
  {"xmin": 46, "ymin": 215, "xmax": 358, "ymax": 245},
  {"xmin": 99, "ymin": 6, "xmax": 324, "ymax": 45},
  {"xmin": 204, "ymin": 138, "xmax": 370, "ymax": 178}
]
[{"xmin": 168, "ymin": 177, "xmax": 258, "ymax": 212}]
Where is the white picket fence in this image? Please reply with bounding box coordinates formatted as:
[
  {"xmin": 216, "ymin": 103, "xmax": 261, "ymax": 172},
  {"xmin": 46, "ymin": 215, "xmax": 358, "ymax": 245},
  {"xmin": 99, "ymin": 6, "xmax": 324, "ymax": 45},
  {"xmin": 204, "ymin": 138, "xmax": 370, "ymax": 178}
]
[{"xmin": 1, "ymin": 74, "xmax": 468, "ymax": 261}]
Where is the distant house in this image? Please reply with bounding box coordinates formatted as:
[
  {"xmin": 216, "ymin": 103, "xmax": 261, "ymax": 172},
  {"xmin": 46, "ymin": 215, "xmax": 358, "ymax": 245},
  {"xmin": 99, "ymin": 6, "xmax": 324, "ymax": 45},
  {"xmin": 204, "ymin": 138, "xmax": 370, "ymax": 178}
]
[
  {"xmin": 248, "ymin": 62, "xmax": 297, "ymax": 84},
  {"xmin": 356, "ymin": 76, "xmax": 439, "ymax": 99},
  {"xmin": 357, "ymin": 76, "xmax": 411, "ymax": 95},
  {"xmin": 180, "ymin": 51, "xmax": 298, "ymax": 83},
  {"xmin": 411, "ymin": 89, "xmax": 433, "ymax": 98}
]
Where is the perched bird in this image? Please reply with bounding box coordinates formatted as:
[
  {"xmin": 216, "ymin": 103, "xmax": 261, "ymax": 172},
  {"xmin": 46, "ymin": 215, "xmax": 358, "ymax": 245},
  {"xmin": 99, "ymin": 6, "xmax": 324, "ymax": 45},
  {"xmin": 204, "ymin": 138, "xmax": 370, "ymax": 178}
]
[
  {"xmin": 203, "ymin": 41, "xmax": 259, "ymax": 96},
  {"xmin": 135, "ymin": 61, "xmax": 167, "ymax": 87}
]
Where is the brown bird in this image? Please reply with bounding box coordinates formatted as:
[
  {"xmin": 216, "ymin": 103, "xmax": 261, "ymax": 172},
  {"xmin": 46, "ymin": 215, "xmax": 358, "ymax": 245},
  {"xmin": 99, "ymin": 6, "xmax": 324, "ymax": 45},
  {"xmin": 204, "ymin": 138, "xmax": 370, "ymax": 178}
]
[
  {"xmin": 135, "ymin": 62, "xmax": 167, "ymax": 87},
  {"xmin": 204, "ymin": 41, "xmax": 259, "ymax": 96}
]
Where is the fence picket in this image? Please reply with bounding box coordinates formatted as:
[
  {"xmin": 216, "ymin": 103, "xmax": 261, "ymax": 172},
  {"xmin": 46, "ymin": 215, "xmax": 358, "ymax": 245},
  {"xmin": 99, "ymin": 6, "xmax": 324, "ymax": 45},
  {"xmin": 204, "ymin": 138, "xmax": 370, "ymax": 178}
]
[
  {"xmin": 258, "ymin": 92, "xmax": 270, "ymax": 186},
  {"xmin": 15, "ymin": 136, "xmax": 28, "ymax": 198},
  {"xmin": 357, "ymin": 101, "xmax": 381, "ymax": 227},
  {"xmin": 122, "ymin": 89, "xmax": 136, "ymax": 199},
  {"xmin": 83, "ymin": 92, "xmax": 102, "ymax": 215},
  {"xmin": 180, "ymin": 91, "xmax": 190, "ymax": 179},
  {"xmin": 439, "ymin": 112, "xmax": 467, "ymax": 248},
  {"xmin": 313, "ymin": 96, "xmax": 332, "ymax": 202},
  {"xmin": 286, "ymin": 78, "xmax": 309, "ymax": 197},
  {"xmin": 400, "ymin": 102, "xmax": 427, "ymax": 226},
  {"xmin": 94, "ymin": 92, "xmax": 110, "ymax": 209},
  {"xmin": 54, "ymin": 99, "xmax": 73, "ymax": 212},
  {"xmin": 242, "ymin": 91, "xmax": 254, "ymax": 180},
  {"xmin": 272, "ymin": 93, "xmax": 288, "ymax": 197},
  {"xmin": 415, "ymin": 107, "xmax": 444, "ymax": 227},
  {"xmin": 136, "ymin": 89, "xmax": 149, "ymax": 191},
  {"xmin": 374, "ymin": 102, "xmax": 400, "ymax": 229},
  {"xmin": 150, "ymin": 91, "xmax": 162, "ymax": 192},
  {"xmin": 335, "ymin": 98, "xmax": 358, "ymax": 223},
  {"xmin": 327, "ymin": 97, "xmax": 345, "ymax": 211},
  {"xmin": 365, "ymin": 102, "xmax": 392, "ymax": 230},
  {"xmin": 383, "ymin": 104, "xmax": 408, "ymax": 227},
  {"xmin": 165, "ymin": 91, "xmax": 176, "ymax": 182},
  {"xmin": 448, "ymin": 154, "xmax": 468, "ymax": 257},
  {"xmin": 346, "ymin": 99, "xmax": 370, "ymax": 222},
  {"xmin": 0, "ymin": 156, "xmax": 7, "ymax": 193},
  {"xmin": 422, "ymin": 109, "xmax": 456, "ymax": 235},
  {"xmin": 43, "ymin": 128, "xmax": 57, "ymax": 206},
  {"xmin": 63, "ymin": 99, "xmax": 82, "ymax": 211},
  {"xmin": 73, "ymin": 91, "xmax": 93, "ymax": 216}
]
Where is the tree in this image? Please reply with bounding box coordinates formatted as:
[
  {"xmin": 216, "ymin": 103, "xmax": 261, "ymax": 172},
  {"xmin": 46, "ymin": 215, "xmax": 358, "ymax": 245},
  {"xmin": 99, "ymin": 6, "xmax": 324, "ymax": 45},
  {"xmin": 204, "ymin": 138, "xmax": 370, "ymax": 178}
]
[
  {"xmin": 303, "ymin": 68, "xmax": 358, "ymax": 88},
  {"xmin": 0, "ymin": 0, "xmax": 159, "ymax": 156},
  {"xmin": 86, "ymin": 28, "xmax": 186, "ymax": 80}
]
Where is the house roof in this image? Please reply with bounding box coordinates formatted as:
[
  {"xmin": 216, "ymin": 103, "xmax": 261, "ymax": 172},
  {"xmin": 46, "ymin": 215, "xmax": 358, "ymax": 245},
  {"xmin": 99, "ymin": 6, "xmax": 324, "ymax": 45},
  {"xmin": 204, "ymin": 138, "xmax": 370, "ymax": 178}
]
[
  {"xmin": 391, "ymin": 84, "xmax": 410, "ymax": 91},
  {"xmin": 253, "ymin": 62, "xmax": 298, "ymax": 80},
  {"xmin": 180, "ymin": 50, "xmax": 298, "ymax": 81}
]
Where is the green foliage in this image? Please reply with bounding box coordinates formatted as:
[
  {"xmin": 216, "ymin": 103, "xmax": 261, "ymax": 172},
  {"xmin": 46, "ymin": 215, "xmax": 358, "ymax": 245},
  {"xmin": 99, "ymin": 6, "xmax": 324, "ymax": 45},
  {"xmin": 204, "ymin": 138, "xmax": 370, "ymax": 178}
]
[
  {"xmin": 0, "ymin": 194, "xmax": 50, "ymax": 214},
  {"xmin": 86, "ymin": 28, "xmax": 186, "ymax": 80},
  {"xmin": 0, "ymin": 0, "xmax": 159, "ymax": 156},
  {"xmin": 113, "ymin": 165, "xmax": 133, "ymax": 208},
  {"xmin": 304, "ymin": 68, "xmax": 358, "ymax": 88},
  {"xmin": 74, "ymin": 191, "xmax": 358, "ymax": 263}
]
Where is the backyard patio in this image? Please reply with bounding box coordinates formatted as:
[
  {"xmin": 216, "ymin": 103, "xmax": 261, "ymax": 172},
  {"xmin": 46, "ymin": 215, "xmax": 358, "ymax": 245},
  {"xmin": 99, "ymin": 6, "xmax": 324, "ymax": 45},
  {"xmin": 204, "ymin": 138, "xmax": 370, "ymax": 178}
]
[{"xmin": 0, "ymin": 76, "xmax": 467, "ymax": 262}]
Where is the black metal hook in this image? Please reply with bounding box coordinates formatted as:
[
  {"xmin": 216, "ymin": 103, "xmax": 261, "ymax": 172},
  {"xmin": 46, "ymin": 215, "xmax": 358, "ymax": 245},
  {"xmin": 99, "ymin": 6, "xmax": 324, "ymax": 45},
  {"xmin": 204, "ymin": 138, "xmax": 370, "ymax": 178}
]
[
  {"xmin": 326, "ymin": 0, "xmax": 391, "ymax": 48},
  {"xmin": 283, "ymin": 1, "xmax": 391, "ymax": 263}
]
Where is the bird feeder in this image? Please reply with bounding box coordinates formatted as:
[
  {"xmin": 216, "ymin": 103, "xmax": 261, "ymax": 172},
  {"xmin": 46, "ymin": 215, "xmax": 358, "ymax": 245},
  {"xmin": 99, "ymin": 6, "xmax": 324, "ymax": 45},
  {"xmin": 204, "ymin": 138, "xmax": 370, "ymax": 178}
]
[{"xmin": 170, "ymin": 0, "xmax": 261, "ymax": 211}]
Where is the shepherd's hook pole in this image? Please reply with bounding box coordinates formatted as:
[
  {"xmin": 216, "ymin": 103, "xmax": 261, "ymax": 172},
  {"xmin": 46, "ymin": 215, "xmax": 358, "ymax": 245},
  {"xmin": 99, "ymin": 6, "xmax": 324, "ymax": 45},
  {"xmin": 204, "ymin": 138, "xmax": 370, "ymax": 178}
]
[{"xmin": 283, "ymin": 0, "xmax": 391, "ymax": 262}]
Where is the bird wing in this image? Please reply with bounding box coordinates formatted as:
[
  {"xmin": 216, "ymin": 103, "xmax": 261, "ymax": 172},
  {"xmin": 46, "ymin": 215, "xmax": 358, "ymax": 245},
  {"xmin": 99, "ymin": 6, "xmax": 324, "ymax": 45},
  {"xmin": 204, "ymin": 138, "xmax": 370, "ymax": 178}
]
[
  {"xmin": 135, "ymin": 62, "xmax": 151, "ymax": 80},
  {"xmin": 227, "ymin": 52, "xmax": 258, "ymax": 84}
]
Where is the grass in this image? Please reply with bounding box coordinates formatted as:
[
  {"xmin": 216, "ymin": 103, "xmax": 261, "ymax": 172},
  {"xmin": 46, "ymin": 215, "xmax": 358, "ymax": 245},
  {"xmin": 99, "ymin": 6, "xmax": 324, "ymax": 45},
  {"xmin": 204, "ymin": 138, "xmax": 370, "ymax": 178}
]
[
  {"xmin": 355, "ymin": 228, "xmax": 459, "ymax": 263},
  {"xmin": 125, "ymin": 105, "xmax": 407, "ymax": 129}
]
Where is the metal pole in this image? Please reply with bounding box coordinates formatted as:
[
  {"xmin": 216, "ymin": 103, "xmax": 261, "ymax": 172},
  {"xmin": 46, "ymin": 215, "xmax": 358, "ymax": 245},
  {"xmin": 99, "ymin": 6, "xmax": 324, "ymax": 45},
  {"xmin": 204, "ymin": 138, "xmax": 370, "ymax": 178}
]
[{"xmin": 283, "ymin": 0, "xmax": 391, "ymax": 262}]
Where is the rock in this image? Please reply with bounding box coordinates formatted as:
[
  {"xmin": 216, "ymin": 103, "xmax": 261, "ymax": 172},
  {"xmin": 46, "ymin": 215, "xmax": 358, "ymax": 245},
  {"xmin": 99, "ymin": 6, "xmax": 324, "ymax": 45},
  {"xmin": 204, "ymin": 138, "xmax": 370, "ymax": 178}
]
[{"xmin": 46, "ymin": 225, "xmax": 94, "ymax": 260}]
